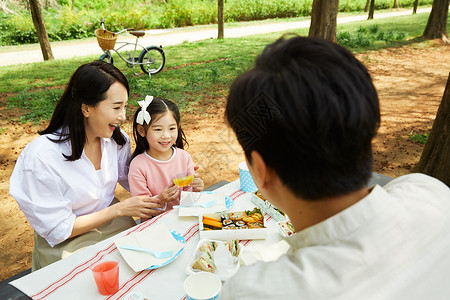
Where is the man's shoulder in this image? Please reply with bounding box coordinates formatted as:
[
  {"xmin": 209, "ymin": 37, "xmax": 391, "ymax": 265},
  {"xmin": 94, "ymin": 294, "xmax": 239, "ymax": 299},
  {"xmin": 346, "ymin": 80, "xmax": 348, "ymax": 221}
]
[
  {"xmin": 383, "ymin": 173, "xmax": 450, "ymax": 203},
  {"xmin": 221, "ymin": 255, "xmax": 305, "ymax": 298},
  {"xmin": 386, "ymin": 173, "xmax": 449, "ymax": 191}
]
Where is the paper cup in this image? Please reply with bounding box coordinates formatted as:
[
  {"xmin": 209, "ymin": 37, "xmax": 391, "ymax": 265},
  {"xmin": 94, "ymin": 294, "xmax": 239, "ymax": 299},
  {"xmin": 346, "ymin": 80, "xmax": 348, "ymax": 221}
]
[
  {"xmin": 239, "ymin": 162, "xmax": 257, "ymax": 193},
  {"xmin": 90, "ymin": 255, "xmax": 119, "ymax": 295},
  {"xmin": 184, "ymin": 272, "xmax": 222, "ymax": 300}
]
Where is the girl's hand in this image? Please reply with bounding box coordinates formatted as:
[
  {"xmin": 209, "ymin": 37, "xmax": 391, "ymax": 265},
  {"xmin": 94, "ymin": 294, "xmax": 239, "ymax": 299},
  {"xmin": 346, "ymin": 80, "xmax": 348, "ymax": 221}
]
[
  {"xmin": 117, "ymin": 195, "xmax": 164, "ymax": 219},
  {"xmin": 157, "ymin": 182, "xmax": 180, "ymax": 204},
  {"xmin": 190, "ymin": 166, "xmax": 204, "ymax": 192}
]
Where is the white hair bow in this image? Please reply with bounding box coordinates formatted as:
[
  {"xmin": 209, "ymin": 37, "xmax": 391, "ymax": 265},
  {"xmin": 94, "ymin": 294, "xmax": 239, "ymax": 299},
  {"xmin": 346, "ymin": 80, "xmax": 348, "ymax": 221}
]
[{"xmin": 136, "ymin": 95, "xmax": 153, "ymax": 125}]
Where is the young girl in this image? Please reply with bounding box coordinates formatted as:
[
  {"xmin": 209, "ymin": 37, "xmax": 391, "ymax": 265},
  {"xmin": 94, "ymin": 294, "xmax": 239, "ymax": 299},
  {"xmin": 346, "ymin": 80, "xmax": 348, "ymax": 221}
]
[{"xmin": 128, "ymin": 96, "xmax": 203, "ymax": 219}]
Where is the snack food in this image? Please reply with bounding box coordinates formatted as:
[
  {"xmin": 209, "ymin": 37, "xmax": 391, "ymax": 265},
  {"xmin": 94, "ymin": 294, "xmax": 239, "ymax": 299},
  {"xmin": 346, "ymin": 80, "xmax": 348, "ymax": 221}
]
[
  {"xmin": 247, "ymin": 222, "xmax": 264, "ymax": 229},
  {"xmin": 255, "ymin": 190, "xmax": 267, "ymax": 201},
  {"xmin": 202, "ymin": 209, "xmax": 265, "ymax": 231},
  {"xmin": 229, "ymin": 212, "xmax": 247, "ymax": 221},
  {"xmin": 199, "ymin": 241, "xmax": 218, "ymax": 254},
  {"xmin": 188, "ymin": 240, "xmax": 242, "ymax": 280},
  {"xmin": 192, "ymin": 251, "xmax": 216, "ymax": 272},
  {"xmin": 202, "ymin": 217, "xmax": 223, "ymax": 230},
  {"xmin": 225, "ymin": 240, "xmax": 240, "ymax": 257},
  {"xmin": 277, "ymin": 220, "xmax": 295, "ymax": 237}
]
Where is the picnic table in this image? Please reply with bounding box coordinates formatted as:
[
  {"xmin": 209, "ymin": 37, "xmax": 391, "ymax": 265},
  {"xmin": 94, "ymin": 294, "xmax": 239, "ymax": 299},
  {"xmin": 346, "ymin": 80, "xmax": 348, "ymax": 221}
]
[
  {"xmin": 7, "ymin": 180, "xmax": 285, "ymax": 300},
  {"xmin": 3, "ymin": 172, "xmax": 393, "ymax": 299}
]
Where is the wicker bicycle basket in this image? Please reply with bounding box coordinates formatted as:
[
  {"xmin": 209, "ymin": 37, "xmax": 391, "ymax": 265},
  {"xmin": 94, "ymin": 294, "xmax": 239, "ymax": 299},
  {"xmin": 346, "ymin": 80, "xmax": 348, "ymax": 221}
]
[{"xmin": 95, "ymin": 29, "xmax": 118, "ymax": 51}]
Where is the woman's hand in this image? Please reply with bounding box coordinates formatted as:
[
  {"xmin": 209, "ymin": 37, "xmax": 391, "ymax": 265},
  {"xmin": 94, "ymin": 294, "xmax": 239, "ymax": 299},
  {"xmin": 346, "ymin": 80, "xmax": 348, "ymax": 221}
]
[
  {"xmin": 190, "ymin": 165, "xmax": 204, "ymax": 192},
  {"xmin": 116, "ymin": 195, "xmax": 164, "ymax": 219},
  {"xmin": 157, "ymin": 182, "xmax": 180, "ymax": 204}
]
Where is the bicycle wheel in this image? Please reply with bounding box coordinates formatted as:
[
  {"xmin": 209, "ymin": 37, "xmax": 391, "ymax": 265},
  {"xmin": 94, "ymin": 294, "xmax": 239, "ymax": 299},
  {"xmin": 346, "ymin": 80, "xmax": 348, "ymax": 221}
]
[
  {"xmin": 99, "ymin": 53, "xmax": 114, "ymax": 65},
  {"xmin": 139, "ymin": 46, "xmax": 165, "ymax": 75}
]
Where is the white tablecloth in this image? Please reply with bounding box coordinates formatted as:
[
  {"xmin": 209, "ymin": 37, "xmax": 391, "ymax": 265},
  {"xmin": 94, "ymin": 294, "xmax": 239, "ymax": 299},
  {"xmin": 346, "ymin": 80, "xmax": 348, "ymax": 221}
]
[{"xmin": 11, "ymin": 180, "xmax": 283, "ymax": 300}]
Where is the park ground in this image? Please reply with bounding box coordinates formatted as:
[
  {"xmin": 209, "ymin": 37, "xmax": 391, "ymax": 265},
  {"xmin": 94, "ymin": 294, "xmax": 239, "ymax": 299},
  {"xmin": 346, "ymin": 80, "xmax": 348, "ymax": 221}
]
[{"xmin": 0, "ymin": 38, "xmax": 449, "ymax": 280}]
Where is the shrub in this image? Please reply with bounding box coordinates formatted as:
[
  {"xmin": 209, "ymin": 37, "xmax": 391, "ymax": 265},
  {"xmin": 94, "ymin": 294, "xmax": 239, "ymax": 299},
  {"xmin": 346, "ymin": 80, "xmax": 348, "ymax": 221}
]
[
  {"xmin": 1, "ymin": 14, "xmax": 37, "ymax": 45},
  {"xmin": 337, "ymin": 25, "xmax": 408, "ymax": 48},
  {"xmin": 410, "ymin": 133, "xmax": 429, "ymax": 144}
]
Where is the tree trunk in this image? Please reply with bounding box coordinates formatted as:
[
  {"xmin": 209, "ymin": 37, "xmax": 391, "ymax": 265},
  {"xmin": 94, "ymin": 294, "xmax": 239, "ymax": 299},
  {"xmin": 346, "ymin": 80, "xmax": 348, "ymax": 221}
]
[
  {"xmin": 414, "ymin": 73, "xmax": 450, "ymax": 187},
  {"xmin": 308, "ymin": 0, "xmax": 339, "ymax": 42},
  {"xmin": 29, "ymin": 0, "xmax": 54, "ymax": 61},
  {"xmin": 364, "ymin": 0, "xmax": 370, "ymax": 12},
  {"xmin": 217, "ymin": 0, "xmax": 224, "ymax": 39},
  {"xmin": 393, "ymin": 0, "xmax": 398, "ymax": 8},
  {"xmin": 368, "ymin": 0, "xmax": 375, "ymax": 20},
  {"xmin": 423, "ymin": 0, "xmax": 449, "ymax": 41},
  {"xmin": 413, "ymin": 0, "xmax": 419, "ymax": 14}
]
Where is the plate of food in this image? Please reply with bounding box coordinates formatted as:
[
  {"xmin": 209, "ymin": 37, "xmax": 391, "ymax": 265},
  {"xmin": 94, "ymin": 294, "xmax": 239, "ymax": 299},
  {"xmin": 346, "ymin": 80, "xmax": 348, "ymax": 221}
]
[
  {"xmin": 199, "ymin": 208, "xmax": 267, "ymax": 240},
  {"xmin": 186, "ymin": 239, "xmax": 243, "ymax": 280}
]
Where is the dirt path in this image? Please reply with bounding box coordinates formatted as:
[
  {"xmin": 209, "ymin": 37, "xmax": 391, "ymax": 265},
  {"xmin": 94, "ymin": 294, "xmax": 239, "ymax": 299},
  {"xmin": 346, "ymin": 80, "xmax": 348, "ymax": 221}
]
[{"xmin": 0, "ymin": 40, "xmax": 449, "ymax": 281}]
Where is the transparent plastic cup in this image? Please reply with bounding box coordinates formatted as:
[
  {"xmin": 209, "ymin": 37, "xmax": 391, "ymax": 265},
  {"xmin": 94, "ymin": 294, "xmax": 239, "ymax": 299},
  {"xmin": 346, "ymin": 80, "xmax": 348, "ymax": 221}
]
[{"xmin": 90, "ymin": 255, "xmax": 119, "ymax": 295}]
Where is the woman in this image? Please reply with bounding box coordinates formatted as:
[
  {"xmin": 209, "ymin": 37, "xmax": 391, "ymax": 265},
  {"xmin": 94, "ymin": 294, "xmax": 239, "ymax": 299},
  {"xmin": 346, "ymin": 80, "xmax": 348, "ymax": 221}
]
[{"xmin": 9, "ymin": 61, "xmax": 187, "ymax": 270}]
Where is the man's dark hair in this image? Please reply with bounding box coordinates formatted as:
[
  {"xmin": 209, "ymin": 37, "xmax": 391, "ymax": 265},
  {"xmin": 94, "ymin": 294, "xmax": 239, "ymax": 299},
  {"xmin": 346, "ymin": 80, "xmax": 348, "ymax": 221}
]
[
  {"xmin": 225, "ymin": 36, "xmax": 380, "ymax": 200},
  {"xmin": 40, "ymin": 60, "xmax": 130, "ymax": 161}
]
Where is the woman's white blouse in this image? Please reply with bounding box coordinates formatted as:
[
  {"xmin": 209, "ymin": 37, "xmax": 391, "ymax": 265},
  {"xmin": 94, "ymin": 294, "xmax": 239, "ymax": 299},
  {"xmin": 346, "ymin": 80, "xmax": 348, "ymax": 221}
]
[{"xmin": 9, "ymin": 130, "xmax": 131, "ymax": 247}]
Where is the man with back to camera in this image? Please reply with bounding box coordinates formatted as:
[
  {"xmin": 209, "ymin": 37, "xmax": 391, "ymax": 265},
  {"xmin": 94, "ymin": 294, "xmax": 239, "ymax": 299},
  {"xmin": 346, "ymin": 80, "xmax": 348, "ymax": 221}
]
[{"xmin": 220, "ymin": 35, "xmax": 450, "ymax": 299}]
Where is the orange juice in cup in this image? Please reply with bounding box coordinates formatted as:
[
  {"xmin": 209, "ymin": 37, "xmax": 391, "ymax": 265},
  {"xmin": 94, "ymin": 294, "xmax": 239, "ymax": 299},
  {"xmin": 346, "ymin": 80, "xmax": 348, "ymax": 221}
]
[
  {"xmin": 91, "ymin": 255, "xmax": 119, "ymax": 295},
  {"xmin": 173, "ymin": 175, "xmax": 194, "ymax": 187}
]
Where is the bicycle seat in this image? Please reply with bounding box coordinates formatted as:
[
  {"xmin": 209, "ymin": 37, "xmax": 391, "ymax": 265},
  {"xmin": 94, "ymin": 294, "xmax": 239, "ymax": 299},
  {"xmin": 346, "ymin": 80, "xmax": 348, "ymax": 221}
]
[{"xmin": 129, "ymin": 31, "xmax": 145, "ymax": 37}]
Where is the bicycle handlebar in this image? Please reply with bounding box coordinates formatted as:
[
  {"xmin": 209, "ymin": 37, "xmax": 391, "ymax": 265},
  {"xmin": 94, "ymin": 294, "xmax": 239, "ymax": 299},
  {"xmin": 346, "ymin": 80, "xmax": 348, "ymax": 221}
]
[{"xmin": 99, "ymin": 18, "xmax": 134, "ymax": 35}]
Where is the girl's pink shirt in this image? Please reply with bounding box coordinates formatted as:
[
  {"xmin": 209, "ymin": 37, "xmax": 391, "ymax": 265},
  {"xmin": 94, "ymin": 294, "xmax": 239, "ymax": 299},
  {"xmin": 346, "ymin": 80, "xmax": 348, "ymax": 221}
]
[{"xmin": 128, "ymin": 147, "xmax": 194, "ymax": 210}]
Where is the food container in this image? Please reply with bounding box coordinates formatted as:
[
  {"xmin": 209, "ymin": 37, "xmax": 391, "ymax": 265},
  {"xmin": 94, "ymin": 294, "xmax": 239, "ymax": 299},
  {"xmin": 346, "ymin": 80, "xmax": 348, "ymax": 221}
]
[
  {"xmin": 199, "ymin": 211, "xmax": 267, "ymax": 241},
  {"xmin": 185, "ymin": 239, "xmax": 243, "ymax": 281},
  {"xmin": 250, "ymin": 192, "xmax": 287, "ymax": 222}
]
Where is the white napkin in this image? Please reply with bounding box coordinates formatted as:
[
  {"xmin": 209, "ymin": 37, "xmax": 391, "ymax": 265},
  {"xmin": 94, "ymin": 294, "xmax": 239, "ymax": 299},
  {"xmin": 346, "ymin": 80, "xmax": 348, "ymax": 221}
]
[
  {"xmin": 178, "ymin": 192, "xmax": 227, "ymax": 216},
  {"xmin": 115, "ymin": 223, "xmax": 184, "ymax": 272},
  {"xmin": 240, "ymin": 240, "xmax": 290, "ymax": 266}
]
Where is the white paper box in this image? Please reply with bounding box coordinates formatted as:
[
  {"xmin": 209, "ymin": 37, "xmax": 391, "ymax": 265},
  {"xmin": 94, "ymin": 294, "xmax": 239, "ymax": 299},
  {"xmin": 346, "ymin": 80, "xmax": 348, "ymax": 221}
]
[{"xmin": 198, "ymin": 214, "xmax": 267, "ymax": 240}]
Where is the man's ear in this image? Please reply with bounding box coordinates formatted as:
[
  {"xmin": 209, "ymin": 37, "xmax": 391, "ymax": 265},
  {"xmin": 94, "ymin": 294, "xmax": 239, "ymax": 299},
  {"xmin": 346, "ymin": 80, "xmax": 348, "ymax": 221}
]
[
  {"xmin": 81, "ymin": 104, "xmax": 90, "ymax": 118},
  {"xmin": 248, "ymin": 151, "xmax": 272, "ymax": 190},
  {"xmin": 137, "ymin": 124, "xmax": 146, "ymax": 137}
]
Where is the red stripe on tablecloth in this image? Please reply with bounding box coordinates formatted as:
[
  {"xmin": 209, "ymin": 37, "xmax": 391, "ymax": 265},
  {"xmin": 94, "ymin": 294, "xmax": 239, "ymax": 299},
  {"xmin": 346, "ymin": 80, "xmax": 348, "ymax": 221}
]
[
  {"xmin": 229, "ymin": 190, "xmax": 246, "ymax": 199},
  {"xmin": 32, "ymin": 244, "xmax": 116, "ymax": 299},
  {"xmin": 106, "ymin": 223, "xmax": 200, "ymax": 300},
  {"xmin": 32, "ymin": 212, "xmax": 169, "ymax": 299}
]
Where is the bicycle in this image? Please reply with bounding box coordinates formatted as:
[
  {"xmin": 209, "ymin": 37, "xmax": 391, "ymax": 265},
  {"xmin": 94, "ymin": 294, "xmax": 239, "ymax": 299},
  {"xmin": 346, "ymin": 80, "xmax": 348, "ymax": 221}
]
[{"xmin": 95, "ymin": 19, "xmax": 165, "ymax": 76}]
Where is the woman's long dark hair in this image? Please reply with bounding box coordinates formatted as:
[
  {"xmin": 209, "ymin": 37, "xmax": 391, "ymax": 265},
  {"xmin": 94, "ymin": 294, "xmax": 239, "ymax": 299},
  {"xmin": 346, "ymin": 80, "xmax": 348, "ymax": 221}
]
[
  {"xmin": 132, "ymin": 98, "xmax": 188, "ymax": 160},
  {"xmin": 39, "ymin": 60, "xmax": 130, "ymax": 161}
]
